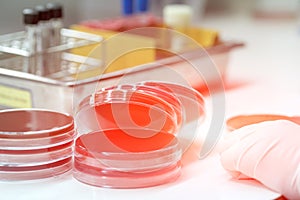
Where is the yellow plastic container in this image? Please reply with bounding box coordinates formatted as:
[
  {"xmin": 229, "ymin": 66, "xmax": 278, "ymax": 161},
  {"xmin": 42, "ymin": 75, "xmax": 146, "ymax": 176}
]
[
  {"xmin": 70, "ymin": 25, "xmax": 156, "ymax": 77},
  {"xmin": 184, "ymin": 27, "xmax": 219, "ymax": 48}
]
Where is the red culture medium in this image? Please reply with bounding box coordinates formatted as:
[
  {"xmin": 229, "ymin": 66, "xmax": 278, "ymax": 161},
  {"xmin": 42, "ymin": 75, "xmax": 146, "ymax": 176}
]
[
  {"xmin": 73, "ymin": 82, "xmax": 206, "ymax": 188},
  {"xmin": 0, "ymin": 109, "xmax": 75, "ymax": 180},
  {"xmin": 73, "ymin": 129, "xmax": 181, "ymax": 188},
  {"xmin": 92, "ymin": 89, "xmax": 179, "ymax": 134}
]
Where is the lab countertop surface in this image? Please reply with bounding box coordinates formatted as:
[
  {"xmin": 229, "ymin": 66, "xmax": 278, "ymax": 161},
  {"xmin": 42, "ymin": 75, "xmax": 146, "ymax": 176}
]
[{"xmin": 2, "ymin": 13, "xmax": 300, "ymax": 199}]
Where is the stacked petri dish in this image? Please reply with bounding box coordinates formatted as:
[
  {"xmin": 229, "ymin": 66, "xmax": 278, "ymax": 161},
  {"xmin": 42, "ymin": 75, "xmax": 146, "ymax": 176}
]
[
  {"xmin": 74, "ymin": 81, "xmax": 205, "ymax": 188},
  {"xmin": 0, "ymin": 109, "xmax": 76, "ymax": 180}
]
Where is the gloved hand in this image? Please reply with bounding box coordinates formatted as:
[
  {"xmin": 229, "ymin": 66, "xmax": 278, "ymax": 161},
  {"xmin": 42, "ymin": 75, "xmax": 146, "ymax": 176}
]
[{"xmin": 220, "ymin": 120, "xmax": 300, "ymax": 199}]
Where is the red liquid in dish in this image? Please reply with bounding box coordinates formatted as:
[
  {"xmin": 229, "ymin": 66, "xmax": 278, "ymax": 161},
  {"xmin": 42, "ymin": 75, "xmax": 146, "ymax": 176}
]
[
  {"xmin": 0, "ymin": 141, "xmax": 73, "ymax": 154},
  {"xmin": 0, "ymin": 158, "xmax": 72, "ymax": 181},
  {"xmin": 94, "ymin": 102, "xmax": 177, "ymax": 135},
  {"xmin": 0, "ymin": 157, "xmax": 72, "ymax": 172},
  {"xmin": 73, "ymin": 82, "xmax": 207, "ymax": 188},
  {"xmin": 0, "ymin": 109, "xmax": 75, "ymax": 180},
  {"xmin": 102, "ymin": 84, "xmax": 183, "ymax": 127},
  {"xmin": 0, "ymin": 109, "xmax": 74, "ymax": 139},
  {"xmin": 76, "ymin": 129, "xmax": 176, "ymax": 154},
  {"xmin": 0, "ymin": 129, "xmax": 76, "ymax": 150},
  {"xmin": 140, "ymin": 82, "xmax": 205, "ymax": 125},
  {"xmin": 74, "ymin": 129, "xmax": 181, "ymax": 188},
  {"xmin": 93, "ymin": 90, "xmax": 178, "ymax": 134}
]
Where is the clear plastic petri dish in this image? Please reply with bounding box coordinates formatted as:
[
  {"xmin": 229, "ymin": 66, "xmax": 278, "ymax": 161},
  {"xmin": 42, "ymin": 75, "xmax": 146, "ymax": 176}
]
[
  {"xmin": 0, "ymin": 141, "xmax": 73, "ymax": 167},
  {"xmin": 102, "ymin": 84, "xmax": 183, "ymax": 128},
  {"xmin": 139, "ymin": 81, "xmax": 206, "ymax": 152},
  {"xmin": 76, "ymin": 87, "xmax": 180, "ymax": 136},
  {"xmin": 74, "ymin": 160, "xmax": 181, "ymax": 189},
  {"xmin": 0, "ymin": 108, "xmax": 74, "ymax": 139},
  {"xmin": 74, "ymin": 129, "xmax": 181, "ymax": 171},
  {"xmin": 140, "ymin": 81, "xmax": 205, "ymax": 122},
  {"xmin": 0, "ymin": 157, "xmax": 72, "ymax": 181},
  {"xmin": 0, "ymin": 108, "xmax": 75, "ymax": 180},
  {"xmin": 0, "ymin": 129, "xmax": 76, "ymax": 150},
  {"xmin": 73, "ymin": 81, "xmax": 206, "ymax": 188},
  {"xmin": 73, "ymin": 129, "xmax": 181, "ymax": 188}
]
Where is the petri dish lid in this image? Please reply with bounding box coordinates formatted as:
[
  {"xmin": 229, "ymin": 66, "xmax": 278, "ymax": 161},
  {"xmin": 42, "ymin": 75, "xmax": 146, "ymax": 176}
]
[
  {"xmin": 0, "ymin": 157, "xmax": 72, "ymax": 181},
  {"xmin": 0, "ymin": 129, "xmax": 76, "ymax": 150},
  {"xmin": 0, "ymin": 108, "xmax": 74, "ymax": 139},
  {"xmin": 74, "ymin": 129, "xmax": 181, "ymax": 172},
  {"xmin": 73, "ymin": 80, "xmax": 205, "ymax": 188},
  {"xmin": 73, "ymin": 159, "xmax": 181, "ymax": 189},
  {"xmin": 73, "ymin": 128, "xmax": 182, "ymax": 188},
  {"xmin": 0, "ymin": 141, "xmax": 73, "ymax": 167},
  {"xmin": 140, "ymin": 81, "xmax": 205, "ymax": 114},
  {"xmin": 138, "ymin": 81, "xmax": 206, "ymax": 152},
  {"xmin": 101, "ymin": 84, "xmax": 183, "ymax": 128},
  {"xmin": 76, "ymin": 86, "xmax": 180, "ymax": 136},
  {"xmin": 0, "ymin": 109, "xmax": 75, "ymax": 181},
  {"xmin": 75, "ymin": 81, "xmax": 206, "ymax": 154}
]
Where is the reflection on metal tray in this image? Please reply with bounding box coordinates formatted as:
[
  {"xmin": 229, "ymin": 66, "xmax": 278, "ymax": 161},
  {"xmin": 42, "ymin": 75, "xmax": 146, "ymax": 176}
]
[
  {"xmin": 0, "ymin": 53, "xmax": 102, "ymax": 81},
  {"xmin": 0, "ymin": 28, "xmax": 103, "ymax": 77},
  {"xmin": 0, "ymin": 41, "xmax": 243, "ymax": 114},
  {"xmin": 0, "ymin": 29, "xmax": 103, "ymax": 57}
]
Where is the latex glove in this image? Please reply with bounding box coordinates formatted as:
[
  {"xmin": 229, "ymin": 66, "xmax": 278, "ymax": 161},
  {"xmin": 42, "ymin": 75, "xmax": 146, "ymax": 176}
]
[{"xmin": 220, "ymin": 120, "xmax": 300, "ymax": 199}]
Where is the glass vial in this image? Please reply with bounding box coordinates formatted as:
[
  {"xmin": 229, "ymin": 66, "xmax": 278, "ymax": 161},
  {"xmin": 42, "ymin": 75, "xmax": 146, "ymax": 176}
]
[
  {"xmin": 47, "ymin": 2, "xmax": 64, "ymax": 46},
  {"xmin": 22, "ymin": 8, "xmax": 39, "ymax": 73},
  {"xmin": 35, "ymin": 5, "xmax": 51, "ymax": 76},
  {"xmin": 47, "ymin": 3, "xmax": 64, "ymax": 73},
  {"xmin": 35, "ymin": 5, "xmax": 51, "ymax": 51}
]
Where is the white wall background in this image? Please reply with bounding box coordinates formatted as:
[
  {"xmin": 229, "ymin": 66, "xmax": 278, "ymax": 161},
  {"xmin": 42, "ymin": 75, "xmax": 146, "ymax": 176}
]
[{"xmin": 0, "ymin": 0, "xmax": 299, "ymax": 34}]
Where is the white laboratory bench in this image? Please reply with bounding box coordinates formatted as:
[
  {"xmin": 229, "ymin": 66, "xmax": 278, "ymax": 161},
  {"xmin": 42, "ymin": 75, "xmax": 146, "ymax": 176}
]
[
  {"xmin": 202, "ymin": 11, "xmax": 300, "ymax": 120},
  {"xmin": 202, "ymin": 12, "xmax": 300, "ymax": 89},
  {"xmin": 2, "ymin": 12, "xmax": 300, "ymax": 199}
]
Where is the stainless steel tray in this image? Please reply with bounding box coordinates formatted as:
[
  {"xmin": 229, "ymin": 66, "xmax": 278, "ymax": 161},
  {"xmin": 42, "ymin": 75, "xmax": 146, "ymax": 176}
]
[
  {"xmin": 0, "ymin": 40, "xmax": 242, "ymax": 114},
  {"xmin": 0, "ymin": 28, "xmax": 102, "ymax": 57}
]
